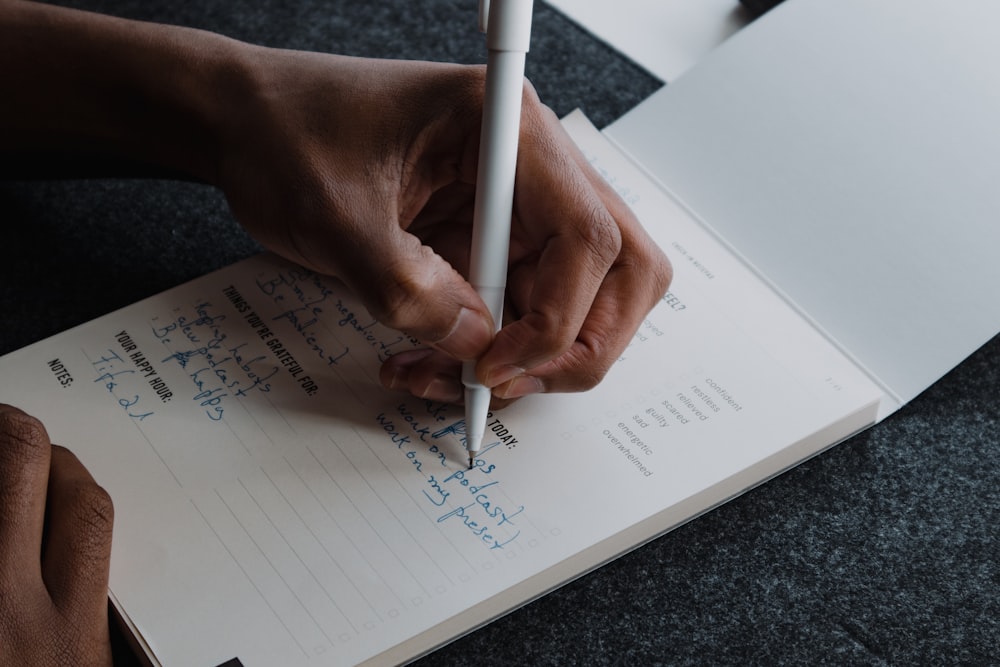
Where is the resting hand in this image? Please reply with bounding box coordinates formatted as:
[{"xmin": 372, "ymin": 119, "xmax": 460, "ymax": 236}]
[{"xmin": 0, "ymin": 404, "xmax": 114, "ymax": 667}]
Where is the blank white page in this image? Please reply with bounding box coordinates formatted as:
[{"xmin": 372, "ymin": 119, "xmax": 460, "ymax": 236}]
[{"xmin": 607, "ymin": 0, "xmax": 1000, "ymax": 410}]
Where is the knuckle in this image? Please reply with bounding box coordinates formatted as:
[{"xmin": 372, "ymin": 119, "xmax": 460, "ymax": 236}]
[
  {"xmin": 620, "ymin": 231, "xmax": 674, "ymax": 300},
  {"xmin": 70, "ymin": 483, "xmax": 115, "ymax": 551},
  {"xmin": 0, "ymin": 408, "xmax": 48, "ymax": 469},
  {"xmin": 549, "ymin": 343, "xmax": 611, "ymax": 393},
  {"xmin": 578, "ymin": 207, "xmax": 624, "ymax": 274},
  {"xmin": 515, "ymin": 312, "xmax": 574, "ymax": 361},
  {"xmin": 643, "ymin": 243, "xmax": 674, "ymax": 297},
  {"xmin": 573, "ymin": 339, "xmax": 614, "ymax": 390},
  {"xmin": 647, "ymin": 238, "xmax": 674, "ymax": 289},
  {"xmin": 367, "ymin": 251, "xmax": 451, "ymax": 338},
  {"xmin": 568, "ymin": 217, "xmax": 623, "ymax": 294},
  {"xmin": 519, "ymin": 81, "xmax": 555, "ymax": 130}
]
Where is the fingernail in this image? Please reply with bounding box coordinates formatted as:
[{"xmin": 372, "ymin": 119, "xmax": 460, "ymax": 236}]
[
  {"xmin": 485, "ymin": 364, "xmax": 525, "ymax": 388},
  {"xmin": 432, "ymin": 307, "xmax": 492, "ymax": 360},
  {"xmin": 381, "ymin": 349, "xmax": 434, "ymax": 390},
  {"xmin": 419, "ymin": 374, "xmax": 464, "ymax": 403},
  {"xmin": 383, "ymin": 365, "xmax": 408, "ymax": 390},
  {"xmin": 496, "ymin": 374, "xmax": 545, "ymax": 399}
]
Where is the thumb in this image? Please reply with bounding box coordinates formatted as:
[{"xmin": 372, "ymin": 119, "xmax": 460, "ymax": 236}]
[{"xmin": 342, "ymin": 228, "xmax": 495, "ymax": 362}]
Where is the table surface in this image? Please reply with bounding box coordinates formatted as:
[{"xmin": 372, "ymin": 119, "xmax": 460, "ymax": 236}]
[{"xmin": 2, "ymin": 2, "xmax": 997, "ymax": 665}]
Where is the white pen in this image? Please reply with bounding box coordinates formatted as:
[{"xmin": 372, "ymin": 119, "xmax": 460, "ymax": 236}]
[{"xmin": 463, "ymin": 0, "xmax": 534, "ymax": 469}]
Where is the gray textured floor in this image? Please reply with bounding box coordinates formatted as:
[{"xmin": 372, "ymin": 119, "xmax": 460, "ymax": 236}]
[{"xmin": 1, "ymin": 1, "xmax": 996, "ymax": 664}]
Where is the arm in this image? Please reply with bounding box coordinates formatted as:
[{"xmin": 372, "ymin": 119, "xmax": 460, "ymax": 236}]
[
  {"xmin": 0, "ymin": 0, "xmax": 235, "ymax": 179},
  {"xmin": 0, "ymin": 0, "xmax": 672, "ymax": 403}
]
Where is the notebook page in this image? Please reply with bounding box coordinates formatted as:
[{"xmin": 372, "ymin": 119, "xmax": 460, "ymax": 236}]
[{"xmin": 0, "ymin": 112, "xmax": 881, "ymax": 667}]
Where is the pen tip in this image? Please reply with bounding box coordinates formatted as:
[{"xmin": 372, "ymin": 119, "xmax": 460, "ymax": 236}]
[{"xmin": 468, "ymin": 453, "xmax": 474, "ymax": 469}]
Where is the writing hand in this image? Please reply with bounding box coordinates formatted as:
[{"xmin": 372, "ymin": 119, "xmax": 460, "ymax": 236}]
[
  {"xmin": 0, "ymin": 404, "xmax": 115, "ymax": 666},
  {"xmin": 215, "ymin": 53, "xmax": 672, "ymax": 405},
  {"xmin": 1, "ymin": 3, "xmax": 672, "ymax": 405}
]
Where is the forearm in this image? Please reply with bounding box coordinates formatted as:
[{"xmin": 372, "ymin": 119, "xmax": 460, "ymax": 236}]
[{"xmin": 0, "ymin": 0, "xmax": 249, "ymax": 180}]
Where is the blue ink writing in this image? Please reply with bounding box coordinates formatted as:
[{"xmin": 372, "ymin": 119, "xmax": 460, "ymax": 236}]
[{"xmin": 91, "ymin": 349, "xmax": 153, "ymax": 422}]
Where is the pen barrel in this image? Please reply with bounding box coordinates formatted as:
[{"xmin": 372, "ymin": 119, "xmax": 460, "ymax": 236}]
[
  {"xmin": 484, "ymin": 0, "xmax": 534, "ymax": 51},
  {"xmin": 465, "ymin": 0, "xmax": 533, "ymax": 453},
  {"xmin": 469, "ymin": 48, "xmax": 526, "ymax": 327}
]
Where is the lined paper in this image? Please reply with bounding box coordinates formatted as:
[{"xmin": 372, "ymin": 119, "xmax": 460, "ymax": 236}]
[{"xmin": 0, "ymin": 113, "xmax": 883, "ymax": 666}]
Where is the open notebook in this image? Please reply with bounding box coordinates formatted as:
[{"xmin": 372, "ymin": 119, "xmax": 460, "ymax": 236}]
[{"xmin": 2, "ymin": 0, "xmax": 998, "ymax": 664}]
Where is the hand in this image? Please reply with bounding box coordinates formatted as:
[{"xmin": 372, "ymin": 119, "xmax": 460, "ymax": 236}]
[
  {"xmin": 214, "ymin": 52, "xmax": 672, "ymax": 405},
  {"xmin": 0, "ymin": 3, "xmax": 672, "ymax": 406},
  {"xmin": 0, "ymin": 404, "xmax": 114, "ymax": 667}
]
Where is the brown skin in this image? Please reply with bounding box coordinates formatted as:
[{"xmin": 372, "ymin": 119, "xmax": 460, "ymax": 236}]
[
  {"xmin": 0, "ymin": 404, "xmax": 114, "ymax": 667},
  {"xmin": 1, "ymin": 0, "xmax": 671, "ymax": 406},
  {"xmin": 0, "ymin": 1, "xmax": 671, "ymax": 661},
  {"xmin": 220, "ymin": 50, "xmax": 670, "ymax": 405}
]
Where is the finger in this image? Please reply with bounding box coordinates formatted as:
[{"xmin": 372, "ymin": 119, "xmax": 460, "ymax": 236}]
[
  {"xmin": 41, "ymin": 445, "xmax": 114, "ymax": 625},
  {"xmin": 477, "ymin": 114, "xmax": 625, "ymax": 385},
  {"xmin": 483, "ymin": 108, "xmax": 672, "ymax": 393},
  {"xmin": 363, "ymin": 233, "xmax": 495, "ymax": 360},
  {"xmin": 0, "ymin": 404, "xmax": 51, "ymax": 587},
  {"xmin": 497, "ymin": 242, "xmax": 667, "ymax": 398},
  {"xmin": 380, "ymin": 348, "xmax": 464, "ymax": 403},
  {"xmin": 273, "ymin": 177, "xmax": 495, "ymax": 363},
  {"xmin": 380, "ymin": 349, "xmax": 521, "ymax": 409}
]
